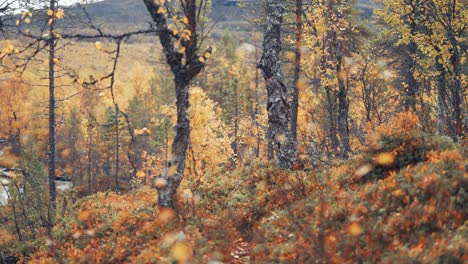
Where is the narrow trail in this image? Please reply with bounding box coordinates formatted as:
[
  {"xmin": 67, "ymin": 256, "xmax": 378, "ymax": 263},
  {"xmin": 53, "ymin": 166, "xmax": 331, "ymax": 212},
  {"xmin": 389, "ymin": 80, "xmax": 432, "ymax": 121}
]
[{"xmin": 230, "ymin": 237, "xmax": 251, "ymax": 263}]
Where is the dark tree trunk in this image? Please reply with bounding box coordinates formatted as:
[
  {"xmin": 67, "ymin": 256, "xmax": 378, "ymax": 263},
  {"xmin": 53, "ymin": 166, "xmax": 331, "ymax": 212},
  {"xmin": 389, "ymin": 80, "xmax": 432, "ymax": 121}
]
[
  {"xmin": 7, "ymin": 114, "xmax": 21, "ymax": 155},
  {"xmin": 404, "ymin": 33, "xmax": 418, "ymax": 112},
  {"xmin": 47, "ymin": 0, "xmax": 57, "ymax": 232},
  {"xmin": 259, "ymin": 0, "xmax": 296, "ymax": 169},
  {"xmin": 114, "ymin": 105, "xmax": 120, "ymax": 191},
  {"xmin": 291, "ymin": 0, "xmax": 302, "ymax": 144},
  {"xmin": 329, "ymin": 10, "xmax": 351, "ymax": 159},
  {"xmin": 323, "ymin": 28, "xmax": 340, "ymax": 157},
  {"xmin": 442, "ymin": 4, "xmax": 467, "ymax": 140},
  {"xmin": 435, "ymin": 57, "xmax": 449, "ymax": 136},
  {"xmin": 336, "ymin": 59, "xmax": 350, "ymax": 159},
  {"xmin": 267, "ymin": 135, "xmax": 274, "ymax": 161},
  {"xmin": 143, "ymin": 0, "xmax": 211, "ymax": 207},
  {"xmin": 450, "ymin": 47, "xmax": 466, "ymax": 140},
  {"xmin": 325, "ymin": 86, "xmax": 339, "ymax": 154},
  {"xmin": 359, "ymin": 63, "xmax": 372, "ymax": 123}
]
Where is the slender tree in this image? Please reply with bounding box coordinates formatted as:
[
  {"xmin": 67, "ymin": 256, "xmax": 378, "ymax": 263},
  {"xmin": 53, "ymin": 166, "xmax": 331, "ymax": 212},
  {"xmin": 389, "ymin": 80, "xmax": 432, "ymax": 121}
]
[
  {"xmin": 291, "ymin": 0, "xmax": 302, "ymax": 144},
  {"xmin": 47, "ymin": 0, "xmax": 58, "ymax": 231},
  {"xmin": 143, "ymin": 0, "xmax": 212, "ymax": 208}
]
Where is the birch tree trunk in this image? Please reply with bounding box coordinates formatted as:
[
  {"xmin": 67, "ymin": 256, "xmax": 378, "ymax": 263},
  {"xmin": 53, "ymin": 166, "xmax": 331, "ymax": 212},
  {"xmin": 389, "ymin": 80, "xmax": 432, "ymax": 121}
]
[
  {"xmin": 259, "ymin": 0, "xmax": 296, "ymax": 169},
  {"xmin": 157, "ymin": 77, "xmax": 191, "ymax": 208},
  {"xmin": 337, "ymin": 62, "xmax": 350, "ymax": 159},
  {"xmin": 143, "ymin": 0, "xmax": 211, "ymax": 208}
]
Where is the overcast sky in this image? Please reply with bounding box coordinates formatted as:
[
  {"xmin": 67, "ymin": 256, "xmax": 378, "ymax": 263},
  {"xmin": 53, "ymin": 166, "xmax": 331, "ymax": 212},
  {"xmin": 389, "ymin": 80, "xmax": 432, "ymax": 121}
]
[
  {"xmin": 11, "ymin": 0, "xmax": 102, "ymax": 9},
  {"xmin": 10, "ymin": 0, "xmax": 103, "ymax": 12}
]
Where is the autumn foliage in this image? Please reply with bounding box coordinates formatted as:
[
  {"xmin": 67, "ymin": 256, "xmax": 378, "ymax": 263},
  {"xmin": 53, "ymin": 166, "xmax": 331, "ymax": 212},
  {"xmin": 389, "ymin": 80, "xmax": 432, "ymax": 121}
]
[
  {"xmin": 252, "ymin": 113, "xmax": 466, "ymax": 262},
  {"xmin": 1, "ymin": 112, "xmax": 461, "ymax": 263}
]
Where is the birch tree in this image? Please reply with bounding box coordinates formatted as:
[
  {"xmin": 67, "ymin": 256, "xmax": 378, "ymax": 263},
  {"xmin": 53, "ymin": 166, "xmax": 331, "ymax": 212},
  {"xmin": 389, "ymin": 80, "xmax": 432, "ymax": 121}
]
[
  {"xmin": 258, "ymin": 0, "xmax": 296, "ymax": 169},
  {"xmin": 143, "ymin": 0, "xmax": 212, "ymax": 207}
]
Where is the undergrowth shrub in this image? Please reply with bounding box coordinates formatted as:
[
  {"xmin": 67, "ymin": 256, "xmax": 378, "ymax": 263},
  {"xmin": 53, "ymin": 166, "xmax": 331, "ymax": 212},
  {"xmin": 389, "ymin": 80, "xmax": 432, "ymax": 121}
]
[
  {"xmin": 19, "ymin": 111, "xmax": 467, "ymax": 263},
  {"xmin": 252, "ymin": 112, "xmax": 467, "ymax": 263}
]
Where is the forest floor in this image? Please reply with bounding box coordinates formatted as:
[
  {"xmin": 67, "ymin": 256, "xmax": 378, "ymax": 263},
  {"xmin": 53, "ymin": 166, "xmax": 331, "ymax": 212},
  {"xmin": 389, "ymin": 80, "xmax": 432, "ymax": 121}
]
[{"xmin": 1, "ymin": 113, "xmax": 466, "ymax": 263}]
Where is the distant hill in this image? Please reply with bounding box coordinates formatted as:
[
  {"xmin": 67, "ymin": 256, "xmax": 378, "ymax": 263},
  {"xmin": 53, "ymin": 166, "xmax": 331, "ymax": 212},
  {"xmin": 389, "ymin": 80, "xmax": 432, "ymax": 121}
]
[
  {"xmin": 66, "ymin": 0, "xmax": 379, "ymax": 34},
  {"xmin": 75, "ymin": 0, "xmax": 378, "ymax": 23},
  {"xmin": 65, "ymin": 0, "xmax": 251, "ymax": 25},
  {"xmin": 71, "ymin": 0, "xmax": 151, "ymax": 24},
  {"xmin": 9, "ymin": 0, "xmax": 379, "ymax": 38}
]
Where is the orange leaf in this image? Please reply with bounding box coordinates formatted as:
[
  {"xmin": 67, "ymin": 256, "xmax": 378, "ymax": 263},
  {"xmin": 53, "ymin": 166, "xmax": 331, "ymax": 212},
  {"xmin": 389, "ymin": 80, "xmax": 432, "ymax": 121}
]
[{"xmin": 348, "ymin": 222, "xmax": 363, "ymax": 236}]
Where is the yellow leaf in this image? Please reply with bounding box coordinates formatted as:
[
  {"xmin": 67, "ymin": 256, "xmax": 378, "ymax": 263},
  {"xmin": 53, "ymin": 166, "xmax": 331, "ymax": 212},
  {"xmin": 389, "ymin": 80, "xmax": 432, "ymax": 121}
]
[
  {"xmin": 158, "ymin": 208, "xmax": 176, "ymax": 223},
  {"xmin": 348, "ymin": 222, "xmax": 363, "ymax": 236},
  {"xmin": 24, "ymin": 18, "xmax": 30, "ymax": 24},
  {"xmin": 182, "ymin": 16, "xmax": 189, "ymax": 24},
  {"xmin": 285, "ymin": 51, "xmax": 295, "ymax": 61},
  {"xmin": 327, "ymin": 234, "xmax": 336, "ymax": 242},
  {"xmin": 61, "ymin": 149, "xmax": 72, "ymax": 158},
  {"xmin": 78, "ymin": 210, "xmax": 90, "ymax": 222},
  {"xmin": 168, "ymin": 165, "xmax": 177, "ymax": 177},
  {"xmin": 95, "ymin": 41, "xmax": 102, "ymax": 49},
  {"xmin": 374, "ymin": 152, "xmax": 395, "ymax": 166},
  {"xmin": 55, "ymin": 9, "xmax": 64, "ymax": 19},
  {"xmin": 171, "ymin": 242, "xmax": 192, "ymax": 263},
  {"xmin": 52, "ymin": 58, "xmax": 60, "ymax": 64},
  {"xmin": 157, "ymin": 7, "xmax": 167, "ymax": 14},
  {"xmin": 296, "ymin": 78, "xmax": 308, "ymax": 91},
  {"xmin": 15, "ymin": 20, "xmax": 20, "ymax": 26},
  {"xmin": 47, "ymin": 9, "xmax": 53, "ymax": 16},
  {"xmin": 136, "ymin": 170, "xmax": 146, "ymax": 178},
  {"xmin": 393, "ymin": 189, "xmax": 403, "ymax": 197},
  {"xmin": 199, "ymin": 56, "xmax": 205, "ymax": 63},
  {"xmin": 141, "ymin": 127, "xmax": 151, "ymax": 135}
]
